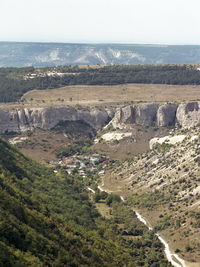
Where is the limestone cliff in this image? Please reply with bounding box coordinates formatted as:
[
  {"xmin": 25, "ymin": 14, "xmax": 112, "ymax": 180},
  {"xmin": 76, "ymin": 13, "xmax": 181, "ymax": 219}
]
[
  {"xmin": 111, "ymin": 101, "xmax": 200, "ymax": 128},
  {"xmin": 176, "ymin": 102, "xmax": 200, "ymax": 128},
  {"xmin": 111, "ymin": 104, "xmax": 159, "ymax": 127},
  {"xmin": 0, "ymin": 106, "xmax": 112, "ymax": 134},
  {"xmin": 157, "ymin": 103, "xmax": 178, "ymax": 127},
  {"xmin": 0, "ymin": 102, "xmax": 200, "ymax": 134}
]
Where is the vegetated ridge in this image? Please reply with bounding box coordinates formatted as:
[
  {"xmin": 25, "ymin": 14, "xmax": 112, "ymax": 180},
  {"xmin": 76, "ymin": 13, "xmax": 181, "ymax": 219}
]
[{"xmin": 1, "ymin": 64, "xmax": 200, "ymax": 102}]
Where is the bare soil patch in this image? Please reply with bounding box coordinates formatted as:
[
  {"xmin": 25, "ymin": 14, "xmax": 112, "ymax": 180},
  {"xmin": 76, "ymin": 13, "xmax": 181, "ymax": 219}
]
[
  {"xmin": 93, "ymin": 126, "xmax": 169, "ymax": 159},
  {"xmin": 11, "ymin": 129, "xmax": 72, "ymax": 164}
]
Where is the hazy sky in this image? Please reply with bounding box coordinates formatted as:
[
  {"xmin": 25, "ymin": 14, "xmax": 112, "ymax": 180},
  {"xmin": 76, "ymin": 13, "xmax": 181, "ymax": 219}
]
[{"xmin": 1, "ymin": 0, "xmax": 200, "ymax": 44}]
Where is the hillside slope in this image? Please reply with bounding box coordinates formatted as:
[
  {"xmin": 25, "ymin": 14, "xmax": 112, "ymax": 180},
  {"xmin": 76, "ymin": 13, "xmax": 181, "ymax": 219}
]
[
  {"xmin": 0, "ymin": 138, "xmax": 171, "ymax": 266},
  {"xmin": 101, "ymin": 126, "xmax": 200, "ymax": 265}
]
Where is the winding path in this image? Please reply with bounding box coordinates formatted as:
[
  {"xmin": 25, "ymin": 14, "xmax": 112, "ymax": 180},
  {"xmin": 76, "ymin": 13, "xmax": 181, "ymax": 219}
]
[
  {"xmin": 95, "ymin": 184, "xmax": 187, "ymax": 267},
  {"xmin": 87, "ymin": 187, "xmax": 95, "ymax": 194},
  {"xmin": 134, "ymin": 211, "xmax": 186, "ymax": 267}
]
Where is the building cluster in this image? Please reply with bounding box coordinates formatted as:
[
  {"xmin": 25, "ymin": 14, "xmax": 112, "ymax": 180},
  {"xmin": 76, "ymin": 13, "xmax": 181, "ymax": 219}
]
[{"xmin": 50, "ymin": 154, "xmax": 109, "ymax": 177}]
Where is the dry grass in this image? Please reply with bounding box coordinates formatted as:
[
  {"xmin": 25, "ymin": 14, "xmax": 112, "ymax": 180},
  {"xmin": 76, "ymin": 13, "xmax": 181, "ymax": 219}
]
[
  {"xmin": 13, "ymin": 129, "xmax": 72, "ymax": 164},
  {"xmin": 100, "ymin": 127, "xmax": 200, "ymax": 264},
  {"xmin": 95, "ymin": 202, "xmax": 112, "ymax": 219},
  {"xmin": 21, "ymin": 83, "xmax": 200, "ymax": 108}
]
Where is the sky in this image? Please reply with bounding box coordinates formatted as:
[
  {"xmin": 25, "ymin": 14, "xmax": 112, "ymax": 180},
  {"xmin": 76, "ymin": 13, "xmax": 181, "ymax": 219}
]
[{"xmin": 1, "ymin": 0, "xmax": 200, "ymax": 45}]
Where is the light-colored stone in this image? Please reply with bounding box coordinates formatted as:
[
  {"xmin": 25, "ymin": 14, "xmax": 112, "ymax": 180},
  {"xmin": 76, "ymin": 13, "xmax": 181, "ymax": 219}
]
[
  {"xmin": 0, "ymin": 109, "xmax": 19, "ymax": 133},
  {"xmin": 111, "ymin": 103, "xmax": 159, "ymax": 127},
  {"xmin": 0, "ymin": 101, "xmax": 200, "ymax": 134},
  {"xmin": 135, "ymin": 103, "xmax": 159, "ymax": 126},
  {"xmin": 157, "ymin": 103, "xmax": 178, "ymax": 126},
  {"xmin": 176, "ymin": 102, "xmax": 200, "ymax": 128},
  {"xmin": 99, "ymin": 132, "xmax": 132, "ymax": 142},
  {"xmin": 149, "ymin": 135, "xmax": 186, "ymax": 149},
  {"xmin": 0, "ymin": 106, "xmax": 112, "ymax": 134},
  {"xmin": 111, "ymin": 102, "xmax": 200, "ymax": 129}
]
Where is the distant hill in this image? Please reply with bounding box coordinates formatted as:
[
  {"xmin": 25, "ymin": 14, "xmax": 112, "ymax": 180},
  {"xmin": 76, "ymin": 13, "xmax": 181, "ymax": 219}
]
[{"xmin": 1, "ymin": 42, "xmax": 200, "ymax": 67}]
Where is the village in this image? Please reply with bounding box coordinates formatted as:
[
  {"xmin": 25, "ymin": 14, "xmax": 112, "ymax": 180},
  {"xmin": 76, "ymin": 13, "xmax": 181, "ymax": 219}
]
[{"xmin": 50, "ymin": 153, "xmax": 110, "ymax": 178}]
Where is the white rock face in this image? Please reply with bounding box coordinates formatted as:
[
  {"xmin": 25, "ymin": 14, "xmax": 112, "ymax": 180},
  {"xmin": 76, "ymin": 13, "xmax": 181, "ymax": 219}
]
[
  {"xmin": 176, "ymin": 102, "xmax": 200, "ymax": 128},
  {"xmin": 111, "ymin": 101, "xmax": 200, "ymax": 129},
  {"xmin": 135, "ymin": 104, "xmax": 159, "ymax": 126},
  {"xmin": 77, "ymin": 108, "xmax": 110, "ymax": 130},
  {"xmin": 157, "ymin": 103, "xmax": 178, "ymax": 126},
  {"xmin": 111, "ymin": 106, "xmax": 136, "ymax": 128},
  {"xmin": 0, "ymin": 106, "xmax": 112, "ymax": 134},
  {"xmin": 111, "ymin": 104, "xmax": 159, "ymax": 127},
  {"xmin": 149, "ymin": 135, "xmax": 186, "ymax": 149},
  {"xmin": 1, "ymin": 101, "xmax": 200, "ymax": 134},
  {"xmin": 99, "ymin": 132, "xmax": 132, "ymax": 142},
  {"xmin": 0, "ymin": 109, "xmax": 19, "ymax": 133}
]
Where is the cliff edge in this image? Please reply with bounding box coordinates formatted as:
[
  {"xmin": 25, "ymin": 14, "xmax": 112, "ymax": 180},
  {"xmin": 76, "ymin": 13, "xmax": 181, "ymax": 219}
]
[{"xmin": 0, "ymin": 102, "xmax": 200, "ymax": 134}]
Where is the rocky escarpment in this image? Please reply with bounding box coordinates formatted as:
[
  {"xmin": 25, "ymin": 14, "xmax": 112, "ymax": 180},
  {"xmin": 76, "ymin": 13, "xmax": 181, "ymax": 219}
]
[
  {"xmin": 157, "ymin": 103, "xmax": 178, "ymax": 126},
  {"xmin": 0, "ymin": 106, "xmax": 113, "ymax": 134},
  {"xmin": 176, "ymin": 102, "xmax": 200, "ymax": 128},
  {"xmin": 0, "ymin": 102, "xmax": 200, "ymax": 134},
  {"xmin": 111, "ymin": 101, "xmax": 200, "ymax": 128}
]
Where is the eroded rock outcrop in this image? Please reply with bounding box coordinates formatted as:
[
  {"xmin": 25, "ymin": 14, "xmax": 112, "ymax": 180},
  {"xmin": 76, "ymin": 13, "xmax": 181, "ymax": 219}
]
[
  {"xmin": 0, "ymin": 110, "xmax": 19, "ymax": 133},
  {"xmin": 157, "ymin": 103, "xmax": 178, "ymax": 127},
  {"xmin": 111, "ymin": 103, "xmax": 160, "ymax": 127},
  {"xmin": 176, "ymin": 102, "xmax": 200, "ymax": 128},
  {"xmin": 0, "ymin": 102, "xmax": 200, "ymax": 134},
  {"xmin": 111, "ymin": 106, "xmax": 136, "ymax": 128},
  {"xmin": 112, "ymin": 104, "xmax": 159, "ymax": 127},
  {"xmin": 111, "ymin": 101, "xmax": 200, "ymax": 128},
  {"xmin": 135, "ymin": 104, "xmax": 159, "ymax": 126},
  {"xmin": 0, "ymin": 106, "xmax": 112, "ymax": 134}
]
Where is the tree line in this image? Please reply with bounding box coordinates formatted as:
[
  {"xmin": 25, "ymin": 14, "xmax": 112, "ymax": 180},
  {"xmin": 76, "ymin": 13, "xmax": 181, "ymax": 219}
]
[{"xmin": 1, "ymin": 64, "xmax": 200, "ymax": 102}]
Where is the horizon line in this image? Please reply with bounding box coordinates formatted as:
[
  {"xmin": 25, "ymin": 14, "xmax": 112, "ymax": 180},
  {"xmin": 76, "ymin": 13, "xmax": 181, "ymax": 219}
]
[{"xmin": 1, "ymin": 40, "xmax": 200, "ymax": 46}]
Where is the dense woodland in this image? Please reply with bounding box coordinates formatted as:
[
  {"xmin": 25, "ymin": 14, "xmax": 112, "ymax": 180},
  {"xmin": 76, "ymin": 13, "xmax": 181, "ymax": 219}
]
[
  {"xmin": 0, "ymin": 138, "xmax": 172, "ymax": 266},
  {"xmin": 1, "ymin": 64, "xmax": 200, "ymax": 102}
]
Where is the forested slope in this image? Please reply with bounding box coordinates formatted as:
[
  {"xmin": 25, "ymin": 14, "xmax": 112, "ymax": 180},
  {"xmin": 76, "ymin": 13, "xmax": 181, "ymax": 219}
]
[{"xmin": 0, "ymin": 138, "xmax": 170, "ymax": 266}]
